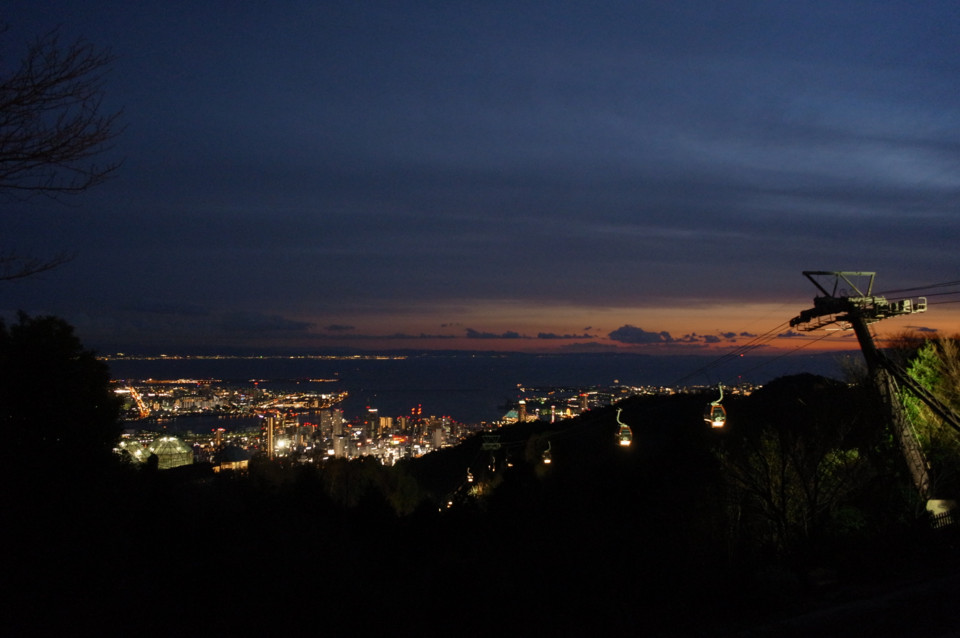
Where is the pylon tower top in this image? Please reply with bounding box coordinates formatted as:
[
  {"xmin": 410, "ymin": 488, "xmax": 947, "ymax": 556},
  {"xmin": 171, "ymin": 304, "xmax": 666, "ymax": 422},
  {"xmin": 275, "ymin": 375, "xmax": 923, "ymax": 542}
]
[{"xmin": 789, "ymin": 271, "xmax": 927, "ymax": 332}]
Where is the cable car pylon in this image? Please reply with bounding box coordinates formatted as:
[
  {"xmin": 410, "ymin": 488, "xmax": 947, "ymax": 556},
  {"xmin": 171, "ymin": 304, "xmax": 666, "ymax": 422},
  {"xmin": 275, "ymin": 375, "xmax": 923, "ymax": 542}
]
[{"xmin": 789, "ymin": 271, "xmax": 933, "ymax": 498}]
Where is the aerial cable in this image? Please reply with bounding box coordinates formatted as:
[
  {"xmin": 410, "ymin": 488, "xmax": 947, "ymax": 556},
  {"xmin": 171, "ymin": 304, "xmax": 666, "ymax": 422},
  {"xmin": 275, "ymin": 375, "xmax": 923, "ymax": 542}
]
[
  {"xmin": 674, "ymin": 276, "xmax": 960, "ymax": 387},
  {"xmin": 670, "ymin": 320, "xmax": 790, "ymax": 386},
  {"xmin": 680, "ymin": 321, "xmax": 787, "ymax": 373},
  {"xmin": 883, "ymin": 291, "xmax": 960, "ymax": 307},
  {"xmin": 734, "ymin": 329, "xmax": 837, "ymax": 378},
  {"xmin": 878, "ymin": 280, "xmax": 960, "ymax": 295}
]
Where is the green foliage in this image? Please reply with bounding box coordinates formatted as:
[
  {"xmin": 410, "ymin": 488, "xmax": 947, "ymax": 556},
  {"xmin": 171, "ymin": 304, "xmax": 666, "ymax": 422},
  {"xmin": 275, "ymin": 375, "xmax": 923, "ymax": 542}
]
[
  {"xmin": 381, "ymin": 462, "xmax": 424, "ymax": 515},
  {"xmin": 904, "ymin": 337, "xmax": 960, "ymax": 495}
]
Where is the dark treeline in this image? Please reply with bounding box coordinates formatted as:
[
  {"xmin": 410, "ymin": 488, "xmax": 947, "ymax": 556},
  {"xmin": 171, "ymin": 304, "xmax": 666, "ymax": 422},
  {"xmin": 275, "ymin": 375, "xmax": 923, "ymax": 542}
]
[{"xmin": 6, "ymin": 316, "xmax": 960, "ymax": 636}]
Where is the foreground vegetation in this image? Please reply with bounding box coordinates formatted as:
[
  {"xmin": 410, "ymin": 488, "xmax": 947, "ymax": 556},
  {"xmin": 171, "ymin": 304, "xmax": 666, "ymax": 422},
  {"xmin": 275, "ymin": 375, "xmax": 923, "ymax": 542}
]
[{"xmin": 5, "ymin": 316, "xmax": 960, "ymax": 636}]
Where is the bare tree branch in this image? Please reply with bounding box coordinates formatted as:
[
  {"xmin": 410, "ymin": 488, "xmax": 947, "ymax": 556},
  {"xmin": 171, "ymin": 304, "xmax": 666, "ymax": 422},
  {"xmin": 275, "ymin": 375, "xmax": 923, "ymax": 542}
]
[
  {"xmin": 0, "ymin": 26, "xmax": 122, "ymax": 280},
  {"xmin": 0, "ymin": 251, "xmax": 75, "ymax": 281}
]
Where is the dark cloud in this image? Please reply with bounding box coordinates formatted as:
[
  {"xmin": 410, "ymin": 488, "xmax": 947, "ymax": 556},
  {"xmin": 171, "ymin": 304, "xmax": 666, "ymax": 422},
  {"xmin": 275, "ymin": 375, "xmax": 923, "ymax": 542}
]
[
  {"xmin": 74, "ymin": 309, "xmax": 317, "ymax": 351},
  {"xmin": 778, "ymin": 330, "xmax": 806, "ymax": 339},
  {"xmin": 324, "ymin": 324, "xmax": 355, "ymax": 332},
  {"xmin": 121, "ymin": 302, "xmax": 210, "ymax": 317},
  {"xmin": 557, "ymin": 342, "xmax": 622, "ymax": 353},
  {"xmin": 907, "ymin": 325, "xmax": 940, "ymax": 333},
  {"xmin": 608, "ymin": 325, "xmax": 673, "ymax": 345},
  {"xmin": 466, "ymin": 329, "xmax": 527, "ymax": 340},
  {"xmin": 218, "ymin": 313, "xmax": 313, "ymax": 334},
  {"xmin": 6, "ymin": 3, "xmax": 960, "ymax": 351},
  {"xmin": 537, "ymin": 332, "xmax": 597, "ymax": 340},
  {"xmin": 316, "ymin": 332, "xmax": 455, "ymax": 340},
  {"xmin": 621, "ymin": 329, "xmax": 746, "ymax": 346}
]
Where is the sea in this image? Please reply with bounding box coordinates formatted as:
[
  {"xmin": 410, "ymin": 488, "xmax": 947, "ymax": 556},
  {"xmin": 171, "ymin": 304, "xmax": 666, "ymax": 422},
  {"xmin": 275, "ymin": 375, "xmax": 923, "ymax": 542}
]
[{"xmin": 107, "ymin": 350, "xmax": 856, "ymax": 429}]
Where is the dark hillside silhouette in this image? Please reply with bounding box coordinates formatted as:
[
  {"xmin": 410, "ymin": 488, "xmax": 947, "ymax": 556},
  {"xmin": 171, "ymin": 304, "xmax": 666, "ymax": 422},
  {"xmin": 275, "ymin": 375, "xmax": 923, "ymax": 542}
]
[
  {"xmin": 0, "ymin": 312, "xmax": 121, "ymax": 481},
  {"xmin": 2, "ymin": 314, "xmax": 123, "ymax": 635},
  {"xmin": 6, "ymin": 341, "xmax": 958, "ymax": 636}
]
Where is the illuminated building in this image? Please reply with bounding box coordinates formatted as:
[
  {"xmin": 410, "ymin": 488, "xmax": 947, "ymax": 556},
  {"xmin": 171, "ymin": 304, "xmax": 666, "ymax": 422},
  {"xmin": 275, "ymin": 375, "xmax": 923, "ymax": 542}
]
[
  {"xmin": 432, "ymin": 424, "xmax": 445, "ymax": 449},
  {"xmin": 213, "ymin": 445, "xmax": 251, "ymax": 473},
  {"xmin": 319, "ymin": 408, "xmax": 342, "ymax": 440},
  {"xmin": 264, "ymin": 415, "xmax": 276, "ymax": 459},
  {"xmin": 333, "ymin": 433, "xmax": 349, "ymax": 458},
  {"xmin": 364, "ymin": 407, "xmax": 379, "ymax": 439},
  {"xmin": 379, "ymin": 415, "xmax": 394, "ymax": 436},
  {"xmin": 116, "ymin": 438, "xmax": 149, "ymax": 463},
  {"xmin": 146, "ymin": 436, "xmax": 194, "ymax": 470}
]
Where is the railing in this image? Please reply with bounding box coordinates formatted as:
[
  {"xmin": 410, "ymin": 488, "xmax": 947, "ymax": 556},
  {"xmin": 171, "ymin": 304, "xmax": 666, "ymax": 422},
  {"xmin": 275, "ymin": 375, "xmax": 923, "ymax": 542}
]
[{"xmin": 929, "ymin": 510, "xmax": 959, "ymax": 531}]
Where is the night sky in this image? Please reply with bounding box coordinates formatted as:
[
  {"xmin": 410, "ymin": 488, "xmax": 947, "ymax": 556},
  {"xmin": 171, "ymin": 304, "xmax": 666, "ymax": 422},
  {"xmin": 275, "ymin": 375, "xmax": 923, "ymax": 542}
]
[{"xmin": 4, "ymin": 2, "xmax": 959, "ymax": 354}]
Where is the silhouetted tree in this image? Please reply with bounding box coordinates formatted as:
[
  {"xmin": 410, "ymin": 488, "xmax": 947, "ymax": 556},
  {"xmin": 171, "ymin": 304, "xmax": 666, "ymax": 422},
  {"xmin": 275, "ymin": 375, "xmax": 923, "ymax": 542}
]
[
  {"xmin": 883, "ymin": 330, "xmax": 932, "ymax": 369},
  {"xmin": 0, "ymin": 313, "xmax": 121, "ymax": 480},
  {"xmin": 1, "ymin": 26, "xmax": 122, "ymax": 279},
  {"xmin": 719, "ymin": 375, "xmax": 882, "ymax": 561}
]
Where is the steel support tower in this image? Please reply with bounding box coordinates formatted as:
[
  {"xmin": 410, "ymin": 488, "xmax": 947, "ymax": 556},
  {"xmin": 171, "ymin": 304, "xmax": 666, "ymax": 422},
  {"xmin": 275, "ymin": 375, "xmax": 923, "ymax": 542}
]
[{"xmin": 790, "ymin": 271, "xmax": 932, "ymax": 497}]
